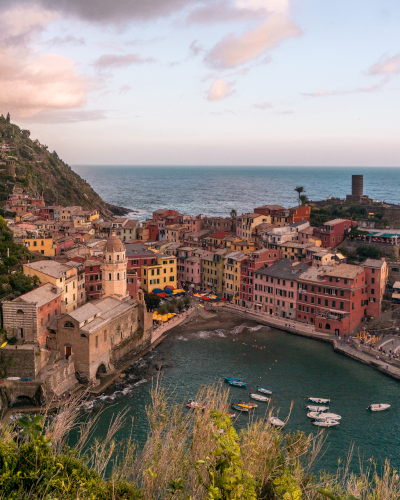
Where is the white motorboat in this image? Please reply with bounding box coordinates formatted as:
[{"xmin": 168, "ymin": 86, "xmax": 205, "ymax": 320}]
[
  {"xmin": 186, "ymin": 401, "xmax": 206, "ymax": 410},
  {"xmin": 307, "ymin": 412, "xmax": 341, "ymax": 420},
  {"xmin": 308, "ymin": 397, "xmax": 330, "ymax": 404},
  {"xmin": 258, "ymin": 387, "xmax": 272, "ymax": 395},
  {"xmin": 312, "ymin": 419, "xmax": 340, "ymax": 427},
  {"xmin": 250, "ymin": 393, "xmax": 269, "ymax": 402},
  {"xmin": 266, "ymin": 417, "xmax": 285, "ymax": 427},
  {"xmin": 306, "ymin": 405, "xmax": 329, "ymax": 412},
  {"xmin": 367, "ymin": 404, "xmax": 391, "ymax": 412}
]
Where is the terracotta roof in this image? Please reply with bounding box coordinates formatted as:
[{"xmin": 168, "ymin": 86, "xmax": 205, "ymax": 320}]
[
  {"xmin": 104, "ymin": 232, "xmax": 124, "ymax": 253},
  {"xmin": 210, "ymin": 231, "xmax": 231, "ymax": 239}
]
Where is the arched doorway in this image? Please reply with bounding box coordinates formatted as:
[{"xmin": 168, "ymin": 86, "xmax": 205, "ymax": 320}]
[
  {"xmin": 11, "ymin": 395, "xmax": 34, "ymax": 408},
  {"xmin": 96, "ymin": 363, "xmax": 107, "ymax": 379},
  {"xmin": 325, "ymin": 323, "xmax": 331, "ymax": 330}
]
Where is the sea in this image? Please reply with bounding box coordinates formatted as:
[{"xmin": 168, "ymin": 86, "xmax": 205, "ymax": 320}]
[
  {"xmin": 73, "ymin": 166, "xmax": 400, "ymax": 221},
  {"xmin": 69, "ymin": 165, "xmax": 400, "ymax": 473}
]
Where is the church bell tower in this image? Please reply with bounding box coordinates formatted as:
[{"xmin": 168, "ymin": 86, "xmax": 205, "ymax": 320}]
[{"xmin": 102, "ymin": 232, "xmax": 129, "ymax": 301}]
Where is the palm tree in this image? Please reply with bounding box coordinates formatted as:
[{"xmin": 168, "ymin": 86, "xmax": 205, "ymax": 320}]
[
  {"xmin": 299, "ymin": 194, "xmax": 309, "ymax": 205},
  {"xmin": 230, "ymin": 209, "xmax": 237, "ymax": 218},
  {"xmin": 294, "ymin": 186, "xmax": 304, "ymax": 204}
]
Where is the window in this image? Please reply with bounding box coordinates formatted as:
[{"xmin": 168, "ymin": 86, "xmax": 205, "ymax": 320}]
[
  {"xmin": 117, "ymin": 273, "xmax": 120, "ymax": 280},
  {"xmin": 352, "ymin": 302, "xmax": 355, "ymax": 309},
  {"xmin": 64, "ymin": 321, "xmax": 74, "ymax": 328},
  {"xmin": 325, "ymin": 299, "xmax": 328, "ymax": 306},
  {"xmin": 109, "ymin": 273, "xmax": 112, "ymax": 280},
  {"xmin": 318, "ymin": 298, "xmax": 321, "ymax": 305},
  {"xmin": 371, "ymin": 289, "xmax": 375, "ymax": 295},
  {"xmin": 90, "ymin": 275, "xmax": 94, "ymax": 281},
  {"xmin": 372, "ymin": 268, "xmax": 375, "ymax": 274},
  {"xmin": 332, "ymin": 300, "xmax": 336, "ymax": 308},
  {"xmin": 95, "ymin": 336, "xmax": 98, "ymax": 348},
  {"xmin": 371, "ymin": 278, "xmax": 375, "ymax": 284},
  {"xmin": 340, "ymin": 290, "xmax": 344, "ymax": 297},
  {"xmin": 90, "ymin": 286, "xmax": 93, "ymax": 291}
]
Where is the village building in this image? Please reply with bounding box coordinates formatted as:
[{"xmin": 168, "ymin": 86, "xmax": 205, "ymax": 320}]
[
  {"xmin": 222, "ymin": 251, "xmax": 248, "ymax": 304},
  {"xmin": 312, "ymin": 219, "xmax": 354, "ymax": 249},
  {"xmin": 201, "ymin": 249, "xmax": 230, "ymax": 296},
  {"xmin": 253, "ymin": 259, "xmax": 309, "ymax": 319},
  {"xmin": 236, "ymin": 213, "xmax": 270, "ymax": 242},
  {"xmin": 23, "ymin": 260, "xmax": 80, "ymax": 313},
  {"xmin": 2, "ymin": 283, "xmax": 62, "ymax": 345}
]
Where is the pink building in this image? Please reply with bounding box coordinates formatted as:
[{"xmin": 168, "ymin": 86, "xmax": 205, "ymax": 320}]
[
  {"xmin": 177, "ymin": 247, "xmax": 202, "ymax": 290},
  {"xmin": 363, "ymin": 259, "xmax": 388, "ymax": 318},
  {"xmin": 253, "ymin": 259, "xmax": 309, "ymax": 320},
  {"xmin": 183, "ymin": 215, "xmax": 204, "ymax": 234}
]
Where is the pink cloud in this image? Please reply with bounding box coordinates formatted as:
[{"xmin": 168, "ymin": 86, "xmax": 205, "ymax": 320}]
[
  {"xmin": 369, "ymin": 54, "xmax": 400, "ymax": 75},
  {"xmin": 253, "ymin": 101, "xmax": 273, "ymax": 109},
  {"xmin": 302, "ymin": 77, "xmax": 390, "ymax": 98},
  {"xmin": 94, "ymin": 53, "xmax": 155, "ymax": 68},
  {"xmin": 205, "ymin": 13, "xmax": 301, "ymax": 68},
  {"xmin": 119, "ymin": 85, "xmax": 132, "ymax": 95},
  {"xmin": 206, "ymin": 79, "xmax": 235, "ymax": 101},
  {"xmin": 0, "ymin": 5, "xmax": 90, "ymax": 118},
  {"xmin": 187, "ymin": 0, "xmax": 267, "ymax": 24}
]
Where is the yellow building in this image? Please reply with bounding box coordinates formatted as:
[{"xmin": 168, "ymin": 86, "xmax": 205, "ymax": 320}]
[
  {"xmin": 23, "ymin": 260, "xmax": 79, "ymax": 313},
  {"xmin": 223, "ymin": 251, "xmax": 248, "ymax": 304},
  {"xmin": 230, "ymin": 239, "xmax": 259, "ymax": 253},
  {"xmin": 201, "ymin": 249, "xmax": 230, "ymax": 296},
  {"xmin": 238, "ymin": 213, "xmax": 271, "ymax": 242},
  {"xmin": 24, "ymin": 237, "xmax": 55, "ymax": 257},
  {"xmin": 141, "ymin": 253, "xmax": 177, "ymax": 293},
  {"xmin": 165, "ymin": 224, "xmax": 188, "ymax": 243}
]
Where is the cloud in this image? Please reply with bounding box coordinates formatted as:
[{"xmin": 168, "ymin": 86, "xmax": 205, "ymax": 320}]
[
  {"xmin": 44, "ymin": 35, "xmax": 85, "ymax": 47},
  {"xmin": 302, "ymin": 77, "xmax": 390, "ymax": 98},
  {"xmin": 119, "ymin": 85, "xmax": 132, "ymax": 95},
  {"xmin": 187, "ymin": 0, "xmax": 267, "ymax": 24},
  {"xmin": 189, "ymin": 40, "xmax": 204, "ymax": 57},
  {"xmin": 21, "ymin": 109, "xmax": 107, "ymax": 123},
  {"xmin": 0, "ymin": 0, "xmax": 208, "ymax": 23},
  {"xmin": 369, "ymin": 54, "xmax": 400, "ymax": 75},
  {"xmin": 253, "ymin": 101, "xmax": 273, "ymax": 109},
  {"xmin": 0, "ymin": 5, "xmax": 90, "ymax": 118},
  {"xmin": 206, "ymin": 78, "xmax": 235, "ymax": 101},
  {"xmin": 205, "ymin": 13, "xmax": 301, "ymax": 68},
  {"xmin": 94, "ymin": 53, "xmax": 155, "ymax": 68}
]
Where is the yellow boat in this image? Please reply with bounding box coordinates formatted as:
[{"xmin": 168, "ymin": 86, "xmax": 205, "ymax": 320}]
[{"xmin": 237, "ymin": 403, "xmax": 254, "ymax": 410}]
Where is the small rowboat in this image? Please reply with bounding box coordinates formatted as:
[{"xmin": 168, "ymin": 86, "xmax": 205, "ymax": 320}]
[
  {"xmin": 307, "ymin": 412, "xmax": 341, "ymax": 420},
  {"xmin": 237, "ymin": 403, "xmax": 255, "ymax": 410},
  {"xmin": 266, "ymin": 417, "xmax": 285, "ymax": 427},
  {"xmin": 308, "ymin": 397, "xmax": 330, "ymax": 404},
  {"xmin": 226, "ymin": 412, "xmax": 236, "ymax": 418},
  {"xmin": 186, "ymin": 401, "xmax": 206, "ymax": 410},
  {"xmin": 225, "ymin": 377, "xmax": 240, "ymax": 383},
  {"xmin": 229, "ymin": 380, "xmax": 247, "ymax": 387},
  {"xmin": 306, "ymin": 405, "xmax": 329, "ymax": 412},
  {"xmin": 312, "ymin": 419, "xmax": 339, "ymax": 427},
  {"xmin": 367, "ymin": 404, "xmax": 391, "ymax": 412},
  {"xmin": 250, "ymin": 393, "xmax": 269, "ymax": 402},
  {"xmin": 238, "ymin": 401, "xmax": 257, "ymax": 408},
  {"xmin": 258, "ymin": 387, "xmax": 272, "ymax": 395},
  {"xmin": 232, "ymin": 404, "xmax": 249, "ymax": 412}
]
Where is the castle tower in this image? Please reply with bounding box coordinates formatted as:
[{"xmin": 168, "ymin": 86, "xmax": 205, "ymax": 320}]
[
  {"xmin": 102, "ymin": 232, "xmax": 129, "ymax": 301},
  {"xmin": 5, "ymin": 157, "xmax": 16, "ymax": 177}
]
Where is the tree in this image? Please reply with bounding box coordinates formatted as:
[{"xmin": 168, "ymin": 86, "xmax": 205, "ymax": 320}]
[
  {"xmin": 294, "ymin": 186, "xmax": 304, "ymax": 204},
  {"xmin": 143, "ymin": 291, "xmax": 160, "ymax": 311},
  {"xmin": 299, "ymin": 194, "xmax": 309, "ymax": 205},
  {"xmin": 230, "ymin": 209, "xmax": 237, "ymax": 218}
]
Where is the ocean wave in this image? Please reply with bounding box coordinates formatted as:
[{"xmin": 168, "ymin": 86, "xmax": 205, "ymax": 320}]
[
  {"xmin": 81, "ymin": 378, "xmax": 149, "ymax": 411},
  {"xmin": 183, "ymin": 323, "xmax": 268, "ymax": 340}
]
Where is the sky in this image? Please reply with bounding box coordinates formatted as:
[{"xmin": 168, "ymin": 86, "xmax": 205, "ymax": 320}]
[{"xmin": 1, "ymin": 0, "xmax": 400, "ymax": 166}]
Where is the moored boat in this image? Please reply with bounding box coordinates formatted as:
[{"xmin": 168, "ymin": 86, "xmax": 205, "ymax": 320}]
[
  {"xmin": 232, "ymin": 404, "xmax": 249, "ymax": 412},
  {"xmin": 186, "ymin": 401, "xmax": 206, "ymax": 410},
  {"xmin": 229, "ymin": 380, "xmax": 247, "ymax": 387},
  {"xmin": 266, "ymin": 417, "xmax": 285, "ymax": 427},
  {"xmin": 225, "ymin": 377, "xmax": 240, "ymax": 383},
  {"xmin": 367, "ymin": 404, "xmax": 391, "ymax": 412},
  {"xmin": 308, "ymin": 397, "xmax": 330, "ymax": 404},
  {"xmin": 306, "ymin": 405, "xmax": 329, "ymax": 412},
  {"xmin": 307, "ymin": 412, "xmax": 341, "ymax": 420},
  {"xmin": 312, "ymin": 419, "xmax": 339, "ymax": 427},
  {"xmin": 226, "ymin": 412, "xmax": 236, "ymax": 418},
  {"xmin": 238, "ymin": 401, "xmax": 257, "ymax": 408},
  {"xmin": 258, "ymin": 387, "xmax": 272, "ymax": 395},
  {"xmin": 250, "ymin": 393, "xmax": 269, "ymax": 402}
]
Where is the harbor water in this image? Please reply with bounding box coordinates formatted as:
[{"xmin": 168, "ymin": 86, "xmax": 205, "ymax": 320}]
[{"xmin": 77, "ymin": 323, "xmax": 400, "ymax": 474}]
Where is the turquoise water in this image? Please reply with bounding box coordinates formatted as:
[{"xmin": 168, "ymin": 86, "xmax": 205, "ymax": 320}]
[
  {"xmin": 79, "ymin": 324, "xmax": 400, "ymax": 473},
  {"xmin": 73, "ymin": 165, "xmax": 400, "ymax": 221}
]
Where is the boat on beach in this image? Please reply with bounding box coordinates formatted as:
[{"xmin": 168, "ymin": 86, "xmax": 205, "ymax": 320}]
[
  {"xmin": 186, "ymin": 401, "xmax": 206, "ymax": 410},
  {"xmin": 307, "ymin": 412, "xmax": 341, "ymax": 420},
  {"xmin": 258, "ymin": 387, "xmax": 272, "ymax": 395},
  {"xmin": 229, "ymin": 380, "xmax": 247, "ymax": 387},
  {"xmin": 266, "ymin": 417, "xmax": 285, "ymax": 427},
  {"xmin": 250, "ymin": 393, "xmax": 269, "ymax": 402},
  {"xmin": 312, "ymin": 419, "xmax": 340, "ymax": 427},
  {"xmin": 232, "ymin": 404, "xmax": 249, "ymax": 412},
  {"xmin": 367, "ymin": 404, "xmax": 390, "ymax": 412},
  {"xmin": 308, "ymin": 397, "xmax": 330, "ymax": 404},
  {"xmin": 306, "ymin": 405, "xmax": 329, "ymax": 412}
]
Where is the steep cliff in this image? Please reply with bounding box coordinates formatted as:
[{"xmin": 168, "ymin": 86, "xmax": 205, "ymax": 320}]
[{"xmin": 0, "ymin": 115, "xmax": 128, "ymax": 218}]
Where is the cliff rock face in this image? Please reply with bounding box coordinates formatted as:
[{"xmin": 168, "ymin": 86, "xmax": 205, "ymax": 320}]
[{"xmin": 0, "ymin": 116, "xmax": 127, "ymax": 218}]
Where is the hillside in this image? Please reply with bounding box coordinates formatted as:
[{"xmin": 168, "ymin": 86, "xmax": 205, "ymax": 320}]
[{"xmin": 0, "ymin": 115, "xmax": 128, "ymax": 218}]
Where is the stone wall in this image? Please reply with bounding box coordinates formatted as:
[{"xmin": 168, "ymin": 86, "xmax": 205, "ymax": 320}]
[
  {"xmin": 2, "ymin": 302, "xmax": 38, "ymax": 342},
  {"xmin": 343, "ymin": 240, "xmax": 399, "ymax": 259},
  {"xmin": 0, "ymin": 346, "xmax": 50, "ymax": 379},
  {"xmin": 110, "ymin": 328, "xmax": 152, "ymax": 364}
]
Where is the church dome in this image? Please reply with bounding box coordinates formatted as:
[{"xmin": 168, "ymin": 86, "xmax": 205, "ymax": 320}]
[{"xmin": 105, "ymin": 232, "xmax": 124, "ymax": 253}]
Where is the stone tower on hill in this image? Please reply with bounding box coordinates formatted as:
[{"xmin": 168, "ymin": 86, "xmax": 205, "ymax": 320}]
[{"xmin": 102, "ymin": 232, "xmax": 129, "ymax": 301}]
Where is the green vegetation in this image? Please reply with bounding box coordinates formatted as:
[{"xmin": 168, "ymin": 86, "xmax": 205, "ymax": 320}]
[
  {"xmin": 157, "ymin": 296, "xmax": 190, "ymax": 315},
  {"xmin": 310, "ymin": 204, "xmax": 367, "ymax": 227},
  {"xmin": 1, "ymin": 383, "xmax": 399, "ymax": 499},
  {"xmin": 0, "ymin": 215, "xmax": 38, "ymax": 299},
  {"xmin": 0, "ymin": 115, "xmax": 126, "ymax": 217},
  {"xmin": 294, "ymin": 186, "xmax": 305, "ymax": 204},
  {"xmin": 143, "ymin": 291, "xmax": 161, "ymax": 311}
]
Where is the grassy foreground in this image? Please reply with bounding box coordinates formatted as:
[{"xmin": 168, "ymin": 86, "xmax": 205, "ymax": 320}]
[{"xmin": 0, "ymin": 382, "xmax": 398, "ymax": 499}]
